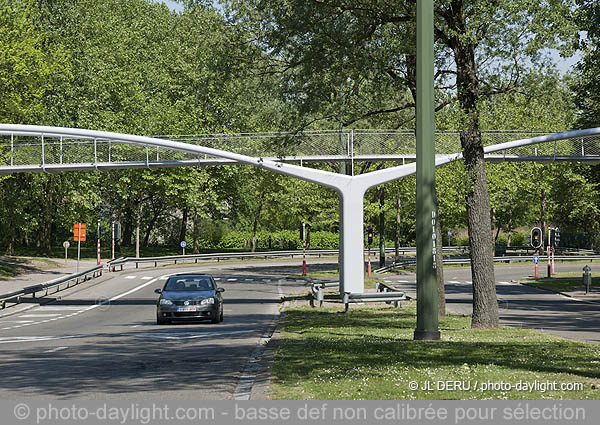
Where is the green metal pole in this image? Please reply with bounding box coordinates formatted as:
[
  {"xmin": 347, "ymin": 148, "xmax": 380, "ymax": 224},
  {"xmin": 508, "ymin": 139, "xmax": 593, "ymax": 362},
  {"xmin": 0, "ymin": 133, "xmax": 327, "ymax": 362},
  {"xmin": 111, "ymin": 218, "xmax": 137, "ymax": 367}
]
[{"xmin": 414, "ymin": 0, "xmax": 440, "ymax": 341}]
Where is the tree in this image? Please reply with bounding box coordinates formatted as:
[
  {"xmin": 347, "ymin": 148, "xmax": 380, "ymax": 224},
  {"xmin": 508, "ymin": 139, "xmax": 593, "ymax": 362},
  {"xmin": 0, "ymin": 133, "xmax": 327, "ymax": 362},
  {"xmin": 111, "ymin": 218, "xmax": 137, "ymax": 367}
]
[
  {"xmin": 225, "ymin": 0, "xmax": 577, "ymax": 328},
  {"xmin": 572, "ymin": 0, "xmax": 600, "ymax": 128}
]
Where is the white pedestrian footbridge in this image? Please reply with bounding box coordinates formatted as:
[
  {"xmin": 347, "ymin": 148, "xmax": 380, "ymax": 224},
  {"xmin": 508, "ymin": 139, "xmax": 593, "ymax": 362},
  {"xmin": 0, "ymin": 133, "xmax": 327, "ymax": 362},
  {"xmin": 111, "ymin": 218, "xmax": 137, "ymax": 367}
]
[{"xmin": 1, "ymin": 124, "xmax": 599, "ymax": 295}]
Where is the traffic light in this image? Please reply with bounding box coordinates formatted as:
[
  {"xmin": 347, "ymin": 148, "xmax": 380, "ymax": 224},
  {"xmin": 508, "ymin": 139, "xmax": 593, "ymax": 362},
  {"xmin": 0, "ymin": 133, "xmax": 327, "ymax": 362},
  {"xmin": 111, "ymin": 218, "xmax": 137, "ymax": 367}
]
[
  {"xmin": 530, "ymin": 227, "xmax": 542, "ymax": 249},
  {"xmin": 114, "ymin": 222, "xmax": 121, "ymax": 241},
  {"xmin": 367, "ymin": 225, "xmax": 374, "ymax": 245},
  {"xmin": 552, "ymin": 227, "xmax": 560, "ymax": 247}
]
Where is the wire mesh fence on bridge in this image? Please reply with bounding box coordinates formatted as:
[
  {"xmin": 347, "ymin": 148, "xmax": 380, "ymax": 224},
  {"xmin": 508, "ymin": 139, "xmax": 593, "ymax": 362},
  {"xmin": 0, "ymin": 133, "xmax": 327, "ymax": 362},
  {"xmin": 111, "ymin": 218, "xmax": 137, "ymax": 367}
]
[{"xmin": 2, "ymin": 129, "xmax": 600, "ymax": 172}]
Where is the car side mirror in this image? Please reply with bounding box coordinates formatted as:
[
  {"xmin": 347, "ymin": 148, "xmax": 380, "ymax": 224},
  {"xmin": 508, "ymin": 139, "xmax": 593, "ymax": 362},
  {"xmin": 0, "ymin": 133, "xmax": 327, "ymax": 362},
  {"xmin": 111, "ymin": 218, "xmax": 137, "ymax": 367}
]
[
  {"xmin": 154, "ymin": 288, "xmax": 162, "ymax": 294},
  {"xmin": 217, "ymin": 288, "xmax": 225, "ymax": 293}
]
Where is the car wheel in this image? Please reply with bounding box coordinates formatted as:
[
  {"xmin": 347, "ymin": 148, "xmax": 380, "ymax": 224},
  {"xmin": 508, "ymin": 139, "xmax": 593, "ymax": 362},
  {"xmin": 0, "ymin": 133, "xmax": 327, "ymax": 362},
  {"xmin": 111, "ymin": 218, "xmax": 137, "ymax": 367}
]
[
  {"xmin": 157, "ymin": 316, "xmax": 165, "ymax": 325},
  {"xmin": 219, "ymin": 308, "xmax": 224, "ymax": 323}
]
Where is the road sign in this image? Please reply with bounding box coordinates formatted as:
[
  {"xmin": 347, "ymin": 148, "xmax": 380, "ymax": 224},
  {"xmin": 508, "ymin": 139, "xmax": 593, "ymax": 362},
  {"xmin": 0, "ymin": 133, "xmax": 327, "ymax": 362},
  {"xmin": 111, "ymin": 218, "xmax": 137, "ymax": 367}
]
[
  {"xmin": 74, "ymin": 223, "xmax": 86, "ymax": 241},
  {"xmin": 63, "ymin": 241, "xmax": 70, "ymax": 249},
  {"xmin": 180, "ymin": 241, "xmax": 186, "ymax": 248},
  {"xmin": 533, "ymin": 256, "xmax": 539, "ymax": 264}
]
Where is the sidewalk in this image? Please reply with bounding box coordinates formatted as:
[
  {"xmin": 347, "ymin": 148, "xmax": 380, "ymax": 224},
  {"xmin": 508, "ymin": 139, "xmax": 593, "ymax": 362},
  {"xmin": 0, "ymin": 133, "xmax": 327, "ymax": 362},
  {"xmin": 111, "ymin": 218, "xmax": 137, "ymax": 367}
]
[
  {"xmin": 552, "ymin": 286, "xmax": 600, "ymax": 303},
  {"xmin": 0, "ymin": 257, "xmax": 98, "ymax": 295}
]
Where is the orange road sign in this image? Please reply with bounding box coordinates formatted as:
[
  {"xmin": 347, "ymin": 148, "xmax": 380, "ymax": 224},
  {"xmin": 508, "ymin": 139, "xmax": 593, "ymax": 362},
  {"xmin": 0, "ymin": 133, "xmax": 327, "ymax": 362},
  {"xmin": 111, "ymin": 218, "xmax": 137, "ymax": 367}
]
[{"xmin": 74, "ymin": 223, "xmax": 87, "ymax": 241}]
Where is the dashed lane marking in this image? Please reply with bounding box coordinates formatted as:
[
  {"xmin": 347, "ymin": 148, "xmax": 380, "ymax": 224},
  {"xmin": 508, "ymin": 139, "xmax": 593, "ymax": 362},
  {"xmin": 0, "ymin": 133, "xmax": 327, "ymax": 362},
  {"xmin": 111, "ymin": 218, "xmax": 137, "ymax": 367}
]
[
  {"xmin": 36, "ymin": 306, "xmax": 88, "ymax": 311},
  {"xmin": 18, "ymin": 314, "xmax": 62, "ymax": 318},
  {"xmin": 129, "ymin": 329, "xmax": 256, "ymax": 340},
  {"xmin": 1, "ymin": 276, "xmax": 165, "ymax": 331},
  {"xmin": 141, "ymin": 277, "xmax": 154, "ymax": 280},
  {"xmin": 125, "ymin": 276, "xmax": 137, "ymax": 279},
  {"xmin": 43, "ymin": 346, "xmax": 68, "ymax": 353}
]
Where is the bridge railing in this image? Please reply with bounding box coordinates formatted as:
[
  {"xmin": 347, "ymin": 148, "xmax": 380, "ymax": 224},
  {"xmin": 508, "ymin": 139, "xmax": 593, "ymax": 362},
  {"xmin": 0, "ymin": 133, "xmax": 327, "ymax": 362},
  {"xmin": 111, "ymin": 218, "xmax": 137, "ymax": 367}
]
[{"xmin": 5, "ymin": 129, "xmax": 592, "ymax": 172}]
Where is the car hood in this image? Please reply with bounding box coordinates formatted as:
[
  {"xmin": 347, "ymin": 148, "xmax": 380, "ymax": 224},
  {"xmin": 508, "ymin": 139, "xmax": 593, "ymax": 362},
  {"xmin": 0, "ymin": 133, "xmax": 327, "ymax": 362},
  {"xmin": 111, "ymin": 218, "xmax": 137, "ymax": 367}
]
[{"xmin": 162, "ymin": 291, "xmax": 215, "ymax": 301}]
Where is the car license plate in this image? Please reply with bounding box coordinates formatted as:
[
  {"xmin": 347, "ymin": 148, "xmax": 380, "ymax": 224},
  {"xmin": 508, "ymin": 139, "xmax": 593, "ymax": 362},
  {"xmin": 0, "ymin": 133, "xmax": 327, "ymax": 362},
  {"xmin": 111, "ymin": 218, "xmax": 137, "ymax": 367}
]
[{"xmin": 177, "ymin": 306, "xmax": 196, "ymax": 312}]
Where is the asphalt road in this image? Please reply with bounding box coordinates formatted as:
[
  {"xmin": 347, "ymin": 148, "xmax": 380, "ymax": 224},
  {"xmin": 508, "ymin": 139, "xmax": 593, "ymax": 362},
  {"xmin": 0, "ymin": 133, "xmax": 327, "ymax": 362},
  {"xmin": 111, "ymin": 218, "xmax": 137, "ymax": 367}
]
[
  {"xmin": 382, "ymin": 262, "xmax": 600, "ymax": 343},
  {"xmin": 0, "ymin": 260, "xmax": 310, "ymax": 400},
  {"xmin": 0, "ymin": 258, "xmax": 598, "ymax": 400}
]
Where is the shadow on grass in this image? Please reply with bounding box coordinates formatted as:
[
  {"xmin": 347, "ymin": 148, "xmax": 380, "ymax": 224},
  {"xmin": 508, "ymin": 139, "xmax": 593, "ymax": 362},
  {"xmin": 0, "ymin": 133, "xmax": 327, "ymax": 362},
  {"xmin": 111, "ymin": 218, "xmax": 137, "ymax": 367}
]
[{"xmin": 276, "ymin": 308, "xmax": 600, "ymax": 383}]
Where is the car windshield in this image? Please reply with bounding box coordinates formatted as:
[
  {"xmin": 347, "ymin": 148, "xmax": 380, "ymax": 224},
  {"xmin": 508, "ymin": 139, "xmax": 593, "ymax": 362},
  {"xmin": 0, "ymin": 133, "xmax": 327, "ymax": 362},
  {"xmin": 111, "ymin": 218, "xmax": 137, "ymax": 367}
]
[{"xmin": 164, "ymin": 277, "xmax": 214, "ymax": 292}]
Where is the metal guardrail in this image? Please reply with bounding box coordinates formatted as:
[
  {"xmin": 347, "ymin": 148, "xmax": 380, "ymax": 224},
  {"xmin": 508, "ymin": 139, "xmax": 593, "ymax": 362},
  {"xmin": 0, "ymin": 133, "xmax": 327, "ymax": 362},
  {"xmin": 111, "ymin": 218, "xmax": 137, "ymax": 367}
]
[
  {"xmin": 0, "ymin": 265, "xmax": 103, "ymax": 310},
  {"xmin": 108, "ymin": 250, "xmax": 343, "ymax": 271},
  {"xmin": 308, "ymin": 279, "xmax": 406, "ymax": 311},
  {"xmin": 375, "ymin": 255, "xmax": 600, "ymax": 273},
  {"xmin": 106, "ymin": 246, "xmax": 474, "ymax": 271}
]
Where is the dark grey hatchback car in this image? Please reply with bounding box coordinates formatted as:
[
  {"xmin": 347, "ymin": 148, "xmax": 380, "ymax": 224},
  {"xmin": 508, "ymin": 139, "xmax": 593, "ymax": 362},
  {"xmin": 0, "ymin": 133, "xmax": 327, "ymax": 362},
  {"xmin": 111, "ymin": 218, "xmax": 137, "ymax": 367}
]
[{"xmin": 155, "ymin": 274, "xmax": 224, "ymax": 325}]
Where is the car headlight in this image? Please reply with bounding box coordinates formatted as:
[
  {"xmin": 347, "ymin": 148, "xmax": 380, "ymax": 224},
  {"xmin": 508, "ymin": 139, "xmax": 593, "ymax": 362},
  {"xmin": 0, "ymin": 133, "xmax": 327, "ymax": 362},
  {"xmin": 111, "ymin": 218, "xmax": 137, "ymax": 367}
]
[
  {"xmin": 160, "ymin": 299, "xmax": 173, "ymax": 305},
  {"xmin": 200, "ymin": 297, "xmax": 215, "ymax": 305}
]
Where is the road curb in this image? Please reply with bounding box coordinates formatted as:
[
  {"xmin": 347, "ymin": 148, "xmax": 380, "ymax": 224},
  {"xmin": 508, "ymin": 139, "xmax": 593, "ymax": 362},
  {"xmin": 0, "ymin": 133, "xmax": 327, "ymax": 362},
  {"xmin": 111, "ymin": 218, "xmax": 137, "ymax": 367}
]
[
  {"xmin": 515, "ymin": 280, "xmax": 600, "ymax": 304},
  {"xmin": 233, "ymin": 311, "xmax": 282, "ymax": 400}
]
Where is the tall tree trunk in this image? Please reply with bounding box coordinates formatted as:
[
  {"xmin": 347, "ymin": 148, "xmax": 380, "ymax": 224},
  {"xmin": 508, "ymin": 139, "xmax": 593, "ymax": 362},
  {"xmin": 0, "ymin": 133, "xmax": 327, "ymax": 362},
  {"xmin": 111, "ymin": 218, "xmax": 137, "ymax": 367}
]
[
  {"xmin": 251, "ymin": 193, "xmax": 265, "ymax": 252},
  {"xmin": 136, "ymin": 204, "xmax": 141, "ymax": 258},
  {"xmin": 179, "ymin": 207, "xmax": 188, "ymax": 245},
  {"xmin": 379, "ymin": 187, "xmax": 385, "ymax": 267},
  {"xmin": 395, "ymin": 188, "xmax": 402, "ymax": 263},
  {"xmin": 454, "ymin": 37, "xmax": 499, "ymax": 328},
  {"xmin": 435, "ymin": 201, "xmax": 446, "ymax": 319},
  {"xmin": 540, "ymin": 189, "xmax": 547, "ymax": 255},
  {"xmin": 143, "ymin": 211, "xmax": 159, "ymax": 247},
  {"xmin": 193, "ymin": 209, "xmax": 200, "ymax": 254}
]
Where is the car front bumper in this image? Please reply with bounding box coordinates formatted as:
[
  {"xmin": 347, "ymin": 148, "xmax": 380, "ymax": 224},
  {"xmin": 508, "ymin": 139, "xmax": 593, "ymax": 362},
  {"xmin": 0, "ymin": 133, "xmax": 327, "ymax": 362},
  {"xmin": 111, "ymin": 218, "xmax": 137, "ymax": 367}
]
[{"xmin": 157, "ymin": 303, "xmax": 220, "ymax": 321}]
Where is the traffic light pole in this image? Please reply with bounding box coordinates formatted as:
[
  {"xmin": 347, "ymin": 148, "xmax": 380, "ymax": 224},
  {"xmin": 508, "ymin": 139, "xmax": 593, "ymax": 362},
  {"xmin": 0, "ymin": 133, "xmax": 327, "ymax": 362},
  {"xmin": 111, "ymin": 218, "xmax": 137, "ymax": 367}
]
[
  {"xmin": 414, "ymin": 0, "xmax": 440, "ymax": 341},
  {"xmin": 367, "ymin": 243, "xmax": 372, "ymax": 278},
  {"xmin": 97, "ymin": 218, "xmax": 101, "ymax": 266},
  {"xmin": 111, "ymin": 222, "xmax": 115, "ymax": 261},
  {"xmin": 547, "ymin": 228, "xmax": 552, "ymax": 278}
]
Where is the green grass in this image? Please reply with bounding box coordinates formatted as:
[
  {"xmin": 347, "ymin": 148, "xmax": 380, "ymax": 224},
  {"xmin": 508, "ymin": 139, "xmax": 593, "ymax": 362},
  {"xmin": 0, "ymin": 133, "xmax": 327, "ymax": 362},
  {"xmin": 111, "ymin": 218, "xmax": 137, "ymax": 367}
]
[
  {"xmin": 270, "ymin": 304, "xmax": 600, "ymax": 400},
  {"xmin": 0, "ymin": 257, "xmax": 63, "ymax": 279},
  {"xmin": 522, "ymin": 272, "xmax": 600, "ymax": 292}
]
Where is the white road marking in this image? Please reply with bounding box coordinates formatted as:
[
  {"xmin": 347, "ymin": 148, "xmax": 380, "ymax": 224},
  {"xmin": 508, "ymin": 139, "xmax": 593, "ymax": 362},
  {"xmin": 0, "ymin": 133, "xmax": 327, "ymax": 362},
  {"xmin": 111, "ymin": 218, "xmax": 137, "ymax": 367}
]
[
  {"xmin": 227, "ymin": 278, "xmax": 237, "ymax": 281},
  {"xmin": 449, "ymin": 281, "xmax": 461, "ymax": 284},
  {"xmin": 0, "ymin": 320, "xmax": 33, "ymax": 324},
  {"xmin": 129, "ymin": 329, "xmax": 255, "ymax": 340},
  {"xmin": 0, "ymin": 335, "xmax": 83, "ymax": 345},
  {"xmin": 125, "ymin": 276, "xmax": 137, "ymax": 279},
  {"xmin": 1, "ymin": 276, "xmax": 164, "ymax": 331},
  {"xmin": 36, "ymin": 306, "xmax": 87, "ymax": 311},
  {"xmin": 43, "ymin": 346, "xmax": 68, "ymax": 353},
  {"xmin": 397, "ymin": 280, "xmax": 410, "ymax": 283},
  {"xmin": 19, "ymin": 314, "xmax": 62, "ymax": 318},
  {"xmin": 141, "ymin": 277, "xmax": 153, "ymax": 280}
]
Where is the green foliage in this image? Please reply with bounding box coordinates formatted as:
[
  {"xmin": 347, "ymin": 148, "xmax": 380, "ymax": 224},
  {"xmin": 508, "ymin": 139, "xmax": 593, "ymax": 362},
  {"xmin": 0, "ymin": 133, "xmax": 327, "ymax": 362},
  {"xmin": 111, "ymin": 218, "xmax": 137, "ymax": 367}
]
[{"xmin": 0, "ymin": 0, "xmax": 69, "ymax": 124}]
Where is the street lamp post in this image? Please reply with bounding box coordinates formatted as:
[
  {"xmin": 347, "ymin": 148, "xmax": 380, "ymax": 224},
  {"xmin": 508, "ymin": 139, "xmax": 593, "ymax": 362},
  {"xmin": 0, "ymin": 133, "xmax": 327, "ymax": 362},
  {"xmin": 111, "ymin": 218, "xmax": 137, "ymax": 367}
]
[{"xmin": 414, "ymin": 0, "xmax": 440, "ymax": 341}]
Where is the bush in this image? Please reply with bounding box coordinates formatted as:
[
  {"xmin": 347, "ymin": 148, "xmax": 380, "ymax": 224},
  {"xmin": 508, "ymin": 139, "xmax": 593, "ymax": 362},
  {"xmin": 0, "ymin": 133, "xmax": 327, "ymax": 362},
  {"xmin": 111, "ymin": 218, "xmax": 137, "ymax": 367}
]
[
  {"xmin": 510, "ymin": 232, "xmax": 527, "ymax": 246},
  {"xmin": 217, "ymin": 231, "xmax": 252, "ymax": 249},
  {"xmin": 308, "ymin": 231, "xmax": 339, "ymax": 249}
]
